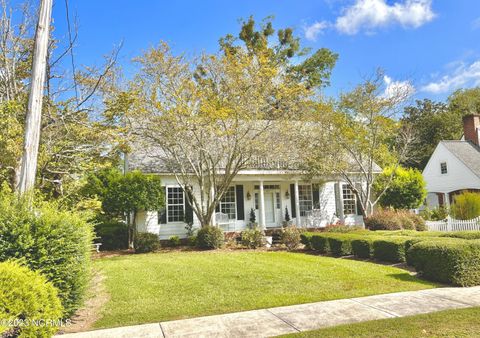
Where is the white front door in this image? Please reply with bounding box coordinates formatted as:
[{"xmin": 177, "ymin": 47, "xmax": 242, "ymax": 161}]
[{"xmin": 264, "ymin": 192, "xmax": 275, "ymax": 225}]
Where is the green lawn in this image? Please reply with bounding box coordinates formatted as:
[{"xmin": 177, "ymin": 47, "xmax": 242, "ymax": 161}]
[
  {"xmin": 280, "ymin": 307, "xmax": 480, "ymax": 338},
  {"xmin": 93, "ymin": 251, "xmax": 437, "ymax": 328}
]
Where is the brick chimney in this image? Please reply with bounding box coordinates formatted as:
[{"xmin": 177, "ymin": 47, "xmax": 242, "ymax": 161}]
[{"xmin": 463, "ymin": 114, "xmax": 480, "ymax": 146}]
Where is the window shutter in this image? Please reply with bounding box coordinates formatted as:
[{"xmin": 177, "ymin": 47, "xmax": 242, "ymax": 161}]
[
  {"xmin": 158, "ymin": 186, "xmax": 167, "ymax": 224},
  {"xmin": 184, "ymin": 189, "xmax": 194, "ymax": 224},
  {"xmin": 312, "ymin": 184, "xmax": 320, "ymax": 209},
  {"xmin": 355, "ymin": 183, "xmax": 363, "ymax": 216},
  {"xmin": 290, "ymin": 184, "xmax": 296, "ymax": 218},
  {"xmin": 334, "ymin": 183, "xmax": 341, "ymax": 217},
  {"xmin": 235, "ymin": 185, "xmax": 244, "ymax": 220}
]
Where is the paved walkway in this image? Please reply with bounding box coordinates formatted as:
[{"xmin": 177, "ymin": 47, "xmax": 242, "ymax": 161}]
[{"xmin": 57, "ymin": 286, "xmax": 480, "ymax": 338}]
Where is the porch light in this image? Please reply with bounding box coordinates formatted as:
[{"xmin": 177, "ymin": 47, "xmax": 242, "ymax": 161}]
[
  {"xmin": 246, "ymin": 191, "xmax": 251, "ymax": 200},
  {"xmin": 285, "ymin": 190, "xmax": 290, "ymax": 199}
]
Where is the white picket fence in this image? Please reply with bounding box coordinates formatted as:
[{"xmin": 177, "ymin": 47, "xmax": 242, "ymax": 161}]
[{"xmin": 426, "ymin": 216, "xmax": 480, "ymax": 232}]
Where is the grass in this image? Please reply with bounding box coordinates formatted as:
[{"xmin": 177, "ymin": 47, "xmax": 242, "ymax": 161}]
[
  {"xmin": 279, "ymin": 307, "xmax": 480, "ymax": 337},
  {"xmin": 93, "ymin": 251, "xmax": 437, "ymax": 329}
]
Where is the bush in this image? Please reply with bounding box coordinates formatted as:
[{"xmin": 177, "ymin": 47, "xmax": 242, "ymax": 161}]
[
  {"xmin": 281, "ymin": 226, "xmax": 301, "ymax": 251},
  {"xmin": 324, "ymin": 224, "xmax": 364, "ymax": 233},
  {"xmin": 451, "ymin": 192, "xmax": 480, "ymax": 220},
  {"xmin": 188, "ymin": 235, "xmax": 197, "ymax": 247},
  {"xmin": 327, "ymin": 235, "xmax": 354, "ymax": 256},
  {"xmin": 169, "ymin": 235, "xmax": 181, "ymax": 247},
  {"xmin": 373, "ymin": 237, "xmax": 409, "ymax": 263},
  {"xmin": 196, "ymin": 226, "xmax": 224, "ymax": 249},
  {"xmin": 0, "ymin": 261, "xmax": 63, "ymax": 338},
  {"xmin": 408, "ymin": 240, "xmax": 480, "ymax": 286},
  {"xmin": 375, "ymin": 166, "xmax": 426, "ymax": 210},
  {"xmin": 0, "ymin": 192, "xmax": 93, "ymax": 316},
  {"xmin": 241, "ymin": 227, "xmax": 264, "ymax": 249},
  {"xmin": 365, "ymin": 209, "xmax": 425, "ymax": 231},
  {"xmin": 310, "ymin": 234, "xmax": 330, "ymax": 253},
  {"xmin": 300, "ymin": 232, "xmax": 314, "ymax": 249},
  {"xmin": 351, "ymin": 238, "xmax": 375, "ymax": 258},
  {"xmin": 94, "ymin": 218, "xmax": 128, "ymax": 250},
  {"xmin": 134, "ymin": 233, "xmax": 160, "ymax": 253}
]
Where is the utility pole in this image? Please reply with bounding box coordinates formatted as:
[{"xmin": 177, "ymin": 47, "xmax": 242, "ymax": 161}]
[{"xmin": 17, "ymin": 0, "xmax": 53, "ymax": 194}]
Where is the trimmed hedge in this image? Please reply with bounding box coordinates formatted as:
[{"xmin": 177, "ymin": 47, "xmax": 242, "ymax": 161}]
[
  {"xmin": 351, "ymin": 238, "xmax": 375, "ymax": 258},
  {"xmin": 327, "ymin": 235, "xmax": 354, "ymax": 256},
  {"xmin": 0, "ymin": 261, "xmax": 63, "ymax": 337},
  {"xmin": 372, "ymin": 237, "xmax": 409, "ymax": 263},
  {"xmin": 440, "ymin": 231, "xmax": 480, "ymax": 240},
  {"xmin": 408, "ymin": 240, "xmax": 480, "ymax": 286},
  {"xmin": 310, "ymin": 234, "xmax": 330, "ymax": 253},
  {"xmin": 300, "ymin": 232, "xmax": 314, "ymax": 249}
]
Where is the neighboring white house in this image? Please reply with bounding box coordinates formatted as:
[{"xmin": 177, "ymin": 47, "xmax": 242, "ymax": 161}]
[
  {"xmin": 423, "ymin": 114, "xmax": 480, "ymax": 209},
  {"xmin": 128, "ymin": 149, "xmax": 376, "ymax": 239}
]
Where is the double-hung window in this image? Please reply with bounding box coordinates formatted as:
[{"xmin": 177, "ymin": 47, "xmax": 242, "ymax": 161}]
[
  {"xmin": 167, "ymin": 187, "xmax": 184, "ymax": 222},
  {"xmin": 298, "ymin": 184, "xmax": 313, "ymax": 216},
  {"xmin": 220, "ymin": 186, "xmax": 236, "ymax": 220},
  {"xmin": 440, "ymin": 162, "xmax": 448, "ymax": 175},
  {"xmin": 342, "ymin": 184, "xmax": 357, "ymax": 215}
]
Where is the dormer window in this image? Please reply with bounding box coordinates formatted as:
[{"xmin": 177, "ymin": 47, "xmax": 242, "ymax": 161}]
[{"xmin": 440, "ymin": 162, "xmax": 448, "ymax": 175}]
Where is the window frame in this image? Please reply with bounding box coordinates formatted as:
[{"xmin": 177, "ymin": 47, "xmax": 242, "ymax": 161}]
[
  {"xmin": 298, "ymin": 184, "xmax": 313, "ymax": 217},
  {"xmin": 342, "ymin": 184, "xmax": 357, "ymax": 216},
  {"xmin": 440, "ymin": 161, "xmax": 448, "ymax": 175},
  {"xmin": 166, "ymin": 186, "xmax": 185, "ymax": 223},
  {"xmin": 219, "ymin": 186, "xmax": 237, "ymax": 220}
]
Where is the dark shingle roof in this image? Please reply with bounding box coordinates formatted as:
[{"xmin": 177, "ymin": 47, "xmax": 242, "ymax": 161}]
[{"xmin": 442, "ymin": 140, "xmax": 480, "ymax": 178}]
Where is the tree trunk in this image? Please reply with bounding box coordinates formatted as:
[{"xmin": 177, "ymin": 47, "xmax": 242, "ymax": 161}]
[{"xmin": 17, "ymin": 0, "xmax": 53, "ymax": 194}]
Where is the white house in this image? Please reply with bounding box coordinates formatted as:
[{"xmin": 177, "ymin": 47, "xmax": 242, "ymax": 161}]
[
  {"xmin": 423, "ymin": 114, "xmax": 480, "ymax": 208},
  {"xmin": 128, "ymin": 149, "xmax": 374, "ymax": 239}
]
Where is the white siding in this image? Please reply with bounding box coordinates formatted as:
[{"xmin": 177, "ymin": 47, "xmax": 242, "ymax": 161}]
[{"xmin": 423, "ymin": 143, "xmax": 480, "ymax": 208}]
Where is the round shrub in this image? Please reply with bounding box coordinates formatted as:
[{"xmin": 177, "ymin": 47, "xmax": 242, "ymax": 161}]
[
  {"xmin": 0, "ymin": 192, "xmax": 93, "ymax": 316},
  {"xmin": 134, "ymin": 233, "xmax": 160, "ymax": 253},
  {"xmin": 0, "ymin": 261, "xmax": 63, "ymax": 338},
  {"xmin": 241, "ymin": 228, "xmax": 264, "ymax": 249},
  {"xmin": 196, "ymin": 226, "xmax": 224, "ymax": 249},
  {"xmin": 281, "ymin": 226, "xmax": 302, "ymax": 251}
]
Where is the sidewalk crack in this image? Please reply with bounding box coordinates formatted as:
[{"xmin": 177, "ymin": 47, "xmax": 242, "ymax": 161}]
[
  {"xmin": 266, "ymin": 309, "xmax": 301, "ymax": 333},
  {"xmin": 348, "ymin": 299, "xmax": 400, "ymax": 318}
]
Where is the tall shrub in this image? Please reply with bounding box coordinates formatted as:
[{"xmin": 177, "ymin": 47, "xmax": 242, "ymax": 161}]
[
  {"xmin": 450, "ymin": 192, "xmax": 480, "ymax": 220},
  {"xmin": 0, "ymin": 190, "xmax": 94, "ymax": 316},
  {"xmin": 374, "ymin": 166, "xmax": 427, "ymax": 210}
]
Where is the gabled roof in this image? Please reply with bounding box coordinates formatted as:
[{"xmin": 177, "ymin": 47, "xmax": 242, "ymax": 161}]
[{"xmin": 441, "ymin": 140, "xmax": 480, "ymax": 178}]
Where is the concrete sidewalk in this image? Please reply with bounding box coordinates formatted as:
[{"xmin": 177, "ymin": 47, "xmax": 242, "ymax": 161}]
[{"xmin": 57, "ymin": 286, "xmax": 480, "ymax": 338}]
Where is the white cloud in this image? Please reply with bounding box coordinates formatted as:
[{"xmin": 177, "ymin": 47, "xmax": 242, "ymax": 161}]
[
  {"xmin": 335, "ymin": 0, "xmax": 435, "ymax": 35},
  {"xmin": 421, "ymin": 61, "xmax": 480, "ymax": 94},
  {"xmin": 383, "ymin": 75, "xmax": 415, "ymax": 98},
  {"xmin": 304, "ymin": 21, "xmax": 329, "ymax": 41}
]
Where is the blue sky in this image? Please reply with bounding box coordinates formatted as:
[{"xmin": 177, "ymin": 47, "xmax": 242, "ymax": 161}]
[{"xmin": 45, "ymin": 0, "xmax": 480, "ymax": 102}]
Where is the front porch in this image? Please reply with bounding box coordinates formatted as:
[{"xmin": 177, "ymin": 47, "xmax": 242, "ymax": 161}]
[{"xmin": 136, "ymin": 175, "xmax": 364, "ymax": 239}]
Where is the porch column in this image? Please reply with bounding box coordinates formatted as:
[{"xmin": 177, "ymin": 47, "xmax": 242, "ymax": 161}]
[
  {"xmin": 444, "ymin": 192, "xmax": 451, "ymax": 208},
  {"xmin": 210, "ymin": 184, "xmax": 216, "ymax": 226},
  {"xmin": 294, "ymin": 180, "xmax": 301, "ymax": 226},
  {"xmin": 259, "ymin": 181, "xmax": 266, "ymax": 229}
]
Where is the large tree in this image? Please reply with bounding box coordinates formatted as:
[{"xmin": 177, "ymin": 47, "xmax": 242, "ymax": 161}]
[
  {"xmin": 125, "ymin": 18, "xmax": 337, "ymax": 228},
  {"xmin": 303, "ymin": 73, "xmax": 414, "ymax": 218}
]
